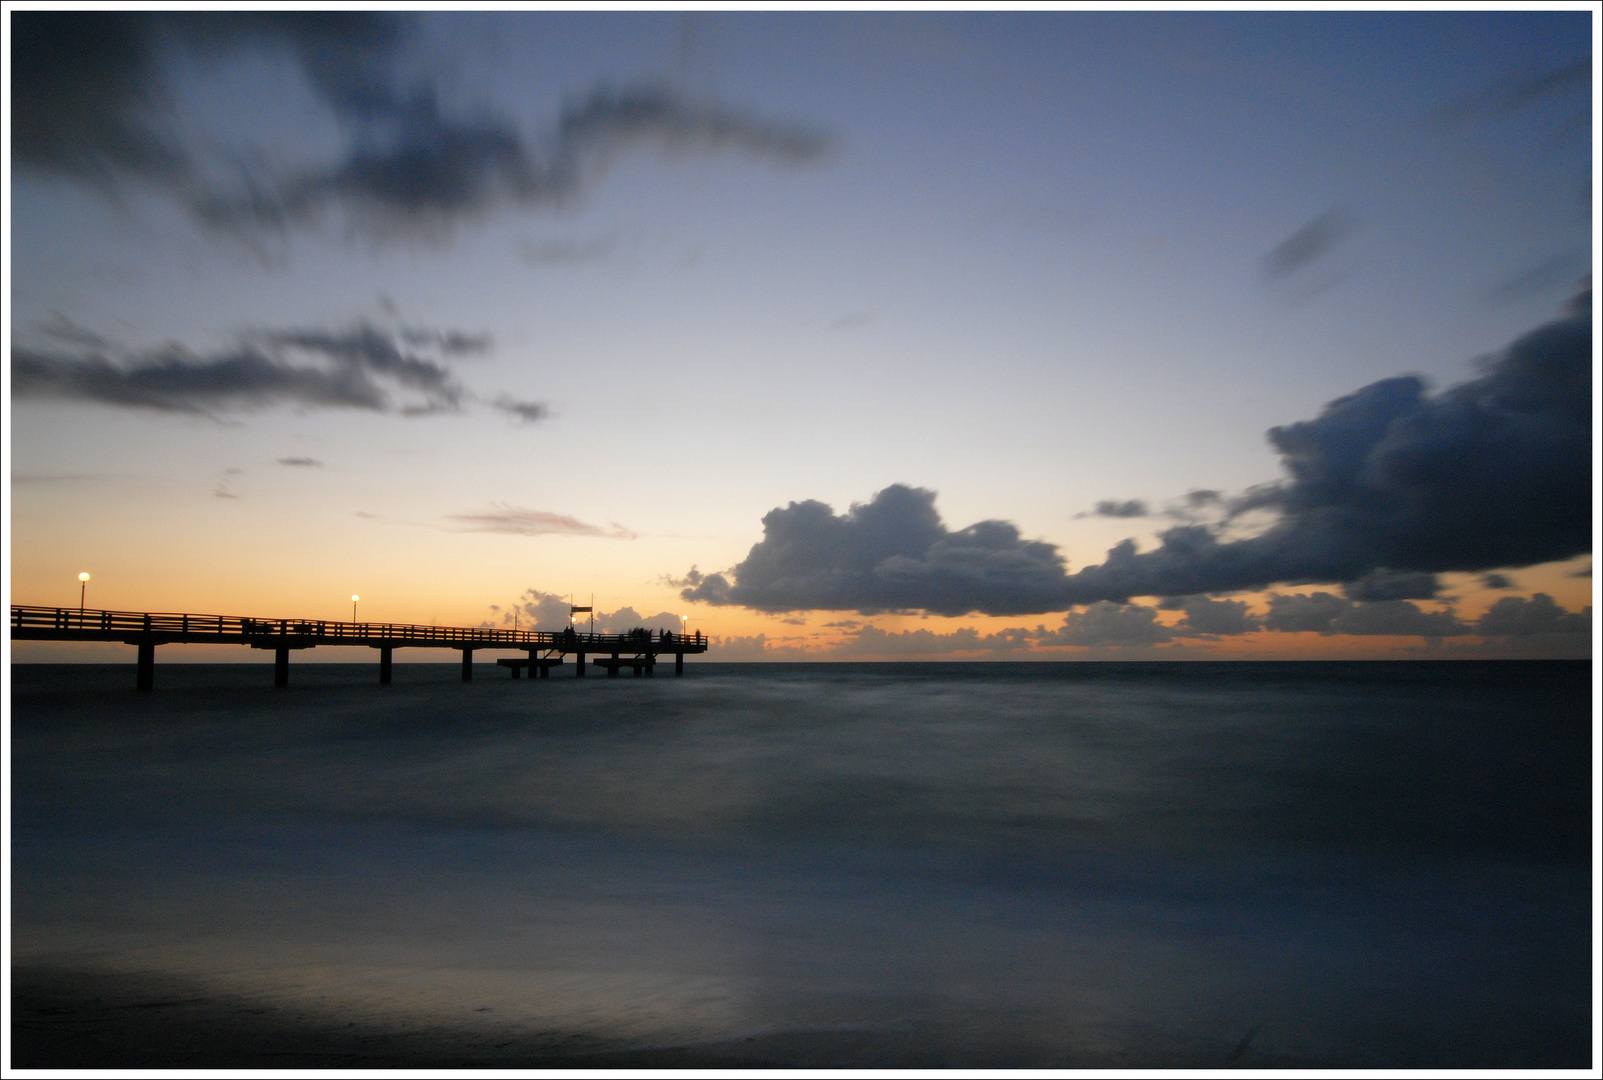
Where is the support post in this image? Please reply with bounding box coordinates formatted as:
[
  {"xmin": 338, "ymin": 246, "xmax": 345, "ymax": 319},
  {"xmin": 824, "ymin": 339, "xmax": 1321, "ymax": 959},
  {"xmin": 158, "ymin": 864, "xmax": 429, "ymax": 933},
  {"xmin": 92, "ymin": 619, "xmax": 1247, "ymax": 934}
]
[
  {"xmin": 576, "ymin": 651, "xmax": 586, "ymax": 677},
  {"xmin": 529, "ymin": 650, "xmax": 540, "ymax": 680},
  {"xmin": 510, "ymin": 660, "xmax": 522, "ymax": 679},
  {"xmin": 461, "ymin": 648, "xmax": 473, "ymax": 682},
  {"xmin": 275, "ymin": 647, "xmax": 289, "ymax": 688},
  {"xmin": 675, "ymin": 652, "xmax": 684, "ymax": 676},
  {"xmin": 136, "ymin": 640, "xmax": 155, "ymax": 691},
  {"xmin": 379, "ymin": 646, "xmax": 392, "ymax": 685}
]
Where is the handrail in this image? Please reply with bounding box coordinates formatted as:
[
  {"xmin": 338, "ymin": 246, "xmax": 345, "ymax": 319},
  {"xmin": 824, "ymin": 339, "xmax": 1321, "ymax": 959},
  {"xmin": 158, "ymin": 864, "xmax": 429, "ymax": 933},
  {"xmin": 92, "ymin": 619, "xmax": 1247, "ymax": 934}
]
[{"xmin": 11, "ymin": 605, "xmax": 706, "ymax": 649}]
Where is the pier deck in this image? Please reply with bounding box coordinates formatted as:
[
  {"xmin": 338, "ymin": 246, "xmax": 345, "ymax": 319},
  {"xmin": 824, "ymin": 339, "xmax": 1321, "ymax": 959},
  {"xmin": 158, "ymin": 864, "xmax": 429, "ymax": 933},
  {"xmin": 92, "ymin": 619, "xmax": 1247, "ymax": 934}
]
[{"xmin": 11, "ymin": 605, "xmax": 705, "ymax": 690}]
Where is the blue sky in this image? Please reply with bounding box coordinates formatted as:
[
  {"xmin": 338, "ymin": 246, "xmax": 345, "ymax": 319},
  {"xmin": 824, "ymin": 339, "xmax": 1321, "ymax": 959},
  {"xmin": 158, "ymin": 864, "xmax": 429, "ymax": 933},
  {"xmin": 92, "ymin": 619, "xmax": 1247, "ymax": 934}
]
[{"xmin": 8, "ymin": 9, "xmax": 1594, "ymax": 659}]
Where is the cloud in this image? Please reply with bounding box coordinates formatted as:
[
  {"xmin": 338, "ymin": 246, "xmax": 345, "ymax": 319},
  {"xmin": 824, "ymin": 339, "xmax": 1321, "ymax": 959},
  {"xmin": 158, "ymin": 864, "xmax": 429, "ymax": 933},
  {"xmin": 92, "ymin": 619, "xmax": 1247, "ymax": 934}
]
[
  {"xmin": 12, "ymin": 322, "xmax": 486, "ymax": 417},
  {"xmin": 1167, "ymin": 596, "xmax": 1261, "ymax": 636},
  {"xmin": 12, "ymin": 12, "xmax": 830, "ymax": 239},
  {"xmin": 492, "ymin": 396, "xmax": 551, "ymax": 424},
  {"xmin": 1341, "ymin": 569, "xmax": 1440, "ymax": 602},
  {"xmin": 1474, "ymin": 593, "xmax": 1590, "ymax": 637},
  {"xmin": 277, "ymin": 457, "xmax": 322, "ymax": 467},
  {"xmin": 1480, "ymin": 572, "xmax": 1515, "ymax": 590},
  {"xmin": 448, "ymin": 506, "xmax": 636, "ymax": 540},
  {"xmin": 1044, "ymin": 602, "xmax": 1175, "ymax": 646},
  {"xmin": 1263, "ymin": 593, "xmax": 1468, "ymax": 638},
  {"xmin": 1088, "ymin": 499, "xmax": 1149, "ymax": 518},
  {"xmin": 678, "ymin": 483, "xmax": 1072, "ymax": 617},
  {"xmin": 681, "ymin": 298, "xmax": 1589, "ymax": 616},
  {"xmin": 1262, "ymin": 209, "xmax": 1351, "ymax": 280},
  {"xmin": 492, "ymin": 588, "xmax": 689, "ymax": 634}
]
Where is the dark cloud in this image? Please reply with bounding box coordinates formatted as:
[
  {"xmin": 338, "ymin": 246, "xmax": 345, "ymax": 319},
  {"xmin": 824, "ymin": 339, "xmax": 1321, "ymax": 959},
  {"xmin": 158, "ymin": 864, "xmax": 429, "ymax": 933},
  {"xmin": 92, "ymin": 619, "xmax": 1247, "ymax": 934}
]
[
  {"xmin": 1052, "ymin": 299, "xmax": 1590, "ymax": 603},
  {"xmin": 276, "ymin": 457, "xmax": 323, "ymax": 467},
  {"xmin": 448, "ymin": 506, "xmax": 636, "ymax": 540},
  {"xmin": 1044, "ymin": 602, "xmax": 1175, "ymax": 646},
  {"xmin": 1169, "ymin": 596, "xmax": 1260, "ymax": 636},
  {"xmin": 678, "ymin": 484, "xmax": 1071, "ymax": 617},
  {"xmin": 1262, "ymin": 210, "xmax": 1351, "ymax": 280},
  {"xmin": 1341, "ymin": 569, "xmax": 1440, "ymax": 602},
  {"xmin": 1474, "ymin": 593, "xmax": 1590, "ymax": 637},
  {"xmin": 1185, "ymin": 489, "xmax": 1222, "ymax": 507},
  {"xmin": 1480, "ymin": 572, "xmax": 1515, "ymax": 590},
  {"xmin": 12, "ymin": 12, "xmax": 830, "ymax": 239},
  {"xmin": 1090, "ymin": 499, "xmax": 1149, "ymax": 518},
  {"xmin": 681, "ymin": 299, "xmax": 1589, "ymax": 617},
  {"xmin": 12, "ymin": 322, "xmax": 484, "ymax": 417},
  {"xmin": 492, "ymin": 397, "xmax": 551, "ymax": 424},
  {"xmin": 1264, "ymin": 593, "xmax": 1468, "ymax": 638}
]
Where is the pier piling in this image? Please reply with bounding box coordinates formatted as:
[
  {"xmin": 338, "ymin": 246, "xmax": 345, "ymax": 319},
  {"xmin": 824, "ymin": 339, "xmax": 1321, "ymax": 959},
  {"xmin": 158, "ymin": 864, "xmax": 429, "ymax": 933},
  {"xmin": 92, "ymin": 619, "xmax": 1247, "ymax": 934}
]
[{"xmin": 136, "ymin": 641, "xmax": 155, "ymax": 691}]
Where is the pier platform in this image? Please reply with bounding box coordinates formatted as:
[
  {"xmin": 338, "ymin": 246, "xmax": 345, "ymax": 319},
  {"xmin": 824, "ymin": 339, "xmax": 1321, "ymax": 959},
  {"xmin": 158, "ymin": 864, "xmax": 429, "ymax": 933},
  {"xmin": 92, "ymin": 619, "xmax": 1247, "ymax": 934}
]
[{"xmin": 11, "ymin": 605, "xmax": 705, "ymax": 691}]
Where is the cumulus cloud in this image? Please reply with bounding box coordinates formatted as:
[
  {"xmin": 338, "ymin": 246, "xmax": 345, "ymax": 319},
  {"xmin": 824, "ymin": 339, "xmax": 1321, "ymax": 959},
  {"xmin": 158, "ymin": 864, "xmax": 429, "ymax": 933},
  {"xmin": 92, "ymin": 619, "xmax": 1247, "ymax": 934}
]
[
  {"xmin": 1044, "ymin": 602, "xmax": 1175, "ymax": 646},
  {"xmin": 12, "ymin": 12, "xmax": 830, "ymax": 239},
  {"xmin": 678, "ymin": 483, "xmax": 1071, "ymax": 617},
  {"xmin": 680, "ymin": 296, "xmax": 1589, "ymax": 617},
  {"xmin": 1165, "ymin": 595, "xmax": 1261, "ymax": 636},
  {"xmin": 492, "ymin": 588, "xmax": 688, "ymax": 634},
  {"xmin": 1263, "ymin": 593, "xmax": 1468, "ymax": 638},
  {"xmin": 1474, "ymin": 593, "xmax": 1590, "ymax": 636},
  {"xmin": 449, "ymin": 506, "xmax": 636, "ymax": 540}
]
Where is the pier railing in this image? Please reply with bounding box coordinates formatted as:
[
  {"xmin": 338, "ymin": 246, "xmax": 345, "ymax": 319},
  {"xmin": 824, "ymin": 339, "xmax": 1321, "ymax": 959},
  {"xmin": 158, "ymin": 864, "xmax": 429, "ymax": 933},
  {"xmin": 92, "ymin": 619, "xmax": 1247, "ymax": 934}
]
[{"xmin": 11, "ymin": 605, "xmax": 705, "ymax": 651}]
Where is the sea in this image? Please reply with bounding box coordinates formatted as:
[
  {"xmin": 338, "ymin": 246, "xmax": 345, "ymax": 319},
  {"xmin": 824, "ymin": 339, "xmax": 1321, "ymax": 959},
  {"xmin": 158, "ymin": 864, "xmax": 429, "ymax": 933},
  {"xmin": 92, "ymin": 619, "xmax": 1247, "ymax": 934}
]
[{"xmin": 9, "ymin": 660, "xmax": 1594, "ymax": 1068}]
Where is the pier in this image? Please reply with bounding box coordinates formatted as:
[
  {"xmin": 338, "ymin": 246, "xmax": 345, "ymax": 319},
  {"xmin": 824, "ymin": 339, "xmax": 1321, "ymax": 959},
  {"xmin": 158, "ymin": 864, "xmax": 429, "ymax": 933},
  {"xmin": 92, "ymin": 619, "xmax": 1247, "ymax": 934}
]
[{"xmin": 10, "ymin": 605, "xmax": 707, "ymax": 691}]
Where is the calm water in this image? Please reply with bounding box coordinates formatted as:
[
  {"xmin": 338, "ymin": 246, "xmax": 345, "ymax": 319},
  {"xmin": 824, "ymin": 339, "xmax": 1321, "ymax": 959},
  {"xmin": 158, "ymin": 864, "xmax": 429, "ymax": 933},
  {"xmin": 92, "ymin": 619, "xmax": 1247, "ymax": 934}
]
[{"xmin": 10, "ymin": 661, "xmax": 1593, "ymax": 1066}]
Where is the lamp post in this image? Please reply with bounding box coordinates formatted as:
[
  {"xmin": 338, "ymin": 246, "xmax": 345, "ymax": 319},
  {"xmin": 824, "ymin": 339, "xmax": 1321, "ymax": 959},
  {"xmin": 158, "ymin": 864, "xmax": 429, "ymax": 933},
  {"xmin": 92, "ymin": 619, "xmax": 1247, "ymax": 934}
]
[
  {"xmin": 78, "ymin": 572, "xmax": 90, "ymax": 619},
  {"xmin": 681, "ymin": 614, "xmax": 687, "ymax": 640},
  {"xmin": 351, "ymin": 594, "xmax": 360, "ymax": 622}
]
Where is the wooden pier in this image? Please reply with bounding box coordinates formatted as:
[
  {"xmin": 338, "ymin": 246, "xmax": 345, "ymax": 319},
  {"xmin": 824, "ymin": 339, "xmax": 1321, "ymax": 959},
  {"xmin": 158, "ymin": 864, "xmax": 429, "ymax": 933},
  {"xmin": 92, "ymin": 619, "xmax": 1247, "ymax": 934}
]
[{"xmin": 10, "ymin": 605, "xmax": 707, "ymax": 691}]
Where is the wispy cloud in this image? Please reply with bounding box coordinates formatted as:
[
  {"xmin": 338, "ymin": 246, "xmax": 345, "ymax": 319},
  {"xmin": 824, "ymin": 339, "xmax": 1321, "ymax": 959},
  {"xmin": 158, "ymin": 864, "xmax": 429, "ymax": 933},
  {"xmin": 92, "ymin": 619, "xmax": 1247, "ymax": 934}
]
[
  {"xmin": 12, "ymin": 321, "xmax": 549, "ymax": 423},
  {"xmin": 448, "ymin": 505, "xmax": 636, "ymax": 539},
  {"xmin": 492, "ymin": 396, "xmax": 551, "ymax": 424},
  {"xmin": 1078, "ymin": 499, "xmax": 1148, "ymax": 519},
  {"xmin": 277, "ymin": 457, "xmax": 323, "ymax": 467},
  {"xmin": 12, "ymin": 12, "xmax": 831, "ymax": 241},
  {"xmin": 1262, "ymin": 209, "xmax": 1352, "ymax": 281}
]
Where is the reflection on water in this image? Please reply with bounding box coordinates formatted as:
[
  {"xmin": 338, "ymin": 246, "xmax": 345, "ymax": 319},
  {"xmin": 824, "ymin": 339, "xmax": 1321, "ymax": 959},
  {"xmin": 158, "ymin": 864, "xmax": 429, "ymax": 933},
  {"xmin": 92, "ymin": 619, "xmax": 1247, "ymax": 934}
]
[{"xmin": 10, "ymin": 661, "xmax": 1592, "ymax": 1066}]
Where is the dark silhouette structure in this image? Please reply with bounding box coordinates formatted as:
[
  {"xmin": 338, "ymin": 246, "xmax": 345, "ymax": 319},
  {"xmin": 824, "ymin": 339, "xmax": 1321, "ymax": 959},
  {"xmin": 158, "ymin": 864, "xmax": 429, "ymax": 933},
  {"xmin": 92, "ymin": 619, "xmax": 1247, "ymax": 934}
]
[{"xmin": 11, "ymin": 605, "xmax": 706, "ymax": 690}]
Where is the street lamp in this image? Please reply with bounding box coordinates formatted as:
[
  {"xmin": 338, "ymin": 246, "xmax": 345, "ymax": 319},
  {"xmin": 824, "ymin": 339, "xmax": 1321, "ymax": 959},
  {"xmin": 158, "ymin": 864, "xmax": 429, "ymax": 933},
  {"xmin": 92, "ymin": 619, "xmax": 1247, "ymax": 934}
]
[
  {"xmin": 681, "ymin": 614, "xmax": 688, "ymax": 640},
  {"xmin": 78, "ymin": 572, "xmax": 90, "ymax": 616},
  {"xmin": 351, "ymin": 594, "xmax": 360, "ymax": 622}
]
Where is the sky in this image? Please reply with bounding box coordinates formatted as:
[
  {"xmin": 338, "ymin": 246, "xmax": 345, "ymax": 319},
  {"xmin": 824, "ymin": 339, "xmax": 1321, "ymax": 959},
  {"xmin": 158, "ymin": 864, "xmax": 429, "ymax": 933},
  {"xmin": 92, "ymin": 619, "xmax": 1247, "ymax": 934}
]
[{"xmin": 7, "ymin": 7, "xmax": 1596, "ymax": 662}]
